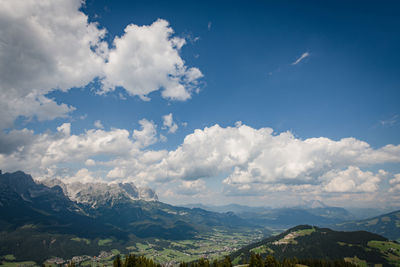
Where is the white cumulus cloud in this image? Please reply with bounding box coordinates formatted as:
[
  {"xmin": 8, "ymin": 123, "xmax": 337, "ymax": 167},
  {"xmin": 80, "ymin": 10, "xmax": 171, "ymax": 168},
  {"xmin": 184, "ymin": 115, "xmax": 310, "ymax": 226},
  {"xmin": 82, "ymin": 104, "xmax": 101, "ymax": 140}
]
[
  {"xmin": 1, "ymin": 122, "xmax": 400, "ymax": 206},
  {"xmin": 64, "ymin": 168, "xmax": 99, "ymax": 184},
  {"xmin": 389, "ymin": 173, "xmax": 400, "ymax": 192},
  {"xmin": 102, "ymin": 123, "xmax": 400, "ymax": 194},
  {"xmin": 0, "ymin": 1, "xmax": 202, "ymax": 129},
  {"xmin": 94, "ymin": 120, "xmax": 104, "ymax": 129},
  {"xmin": 178, "ymin": 179, "xmax": 207, "ymax": 195},
  {"xmin": 85, "ymin": 159, "xmax": 96, "ymax": 166},
  {"xmin": 162, "ymin": 113, "xmax": 178, "ymax": 133},
  {"xmin": 101, "ymin": 19, "xmax": 203, "ymax": 101},
  {"xmin": 321, "ymin": 166, "xmax": 382, "ymax": 193},
  {"xmin": 0, "ymin": 0, "xmax": 106, "ymax": 129},
  {"xmin": 132, "ymin": 119, "xmax": 158, "ymax": 148}
]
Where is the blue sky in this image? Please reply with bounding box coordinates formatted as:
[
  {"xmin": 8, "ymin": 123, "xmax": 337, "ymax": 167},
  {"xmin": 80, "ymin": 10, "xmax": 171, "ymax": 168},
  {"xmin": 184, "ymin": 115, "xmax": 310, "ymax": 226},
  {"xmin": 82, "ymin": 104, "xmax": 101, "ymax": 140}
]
[{"xmin": 1, "ymin": 0, "xmax": 400, "ymax": 207}]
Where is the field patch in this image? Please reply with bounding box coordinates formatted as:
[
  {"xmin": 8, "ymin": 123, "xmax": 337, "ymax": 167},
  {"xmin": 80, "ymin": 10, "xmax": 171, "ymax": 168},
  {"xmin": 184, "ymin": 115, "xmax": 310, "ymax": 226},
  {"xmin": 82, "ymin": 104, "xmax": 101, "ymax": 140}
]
[
  {"xmin": 71, "ymin": 237, "xmax": 91, "ymax": 245},
  {"xmin": 2, "ymin": 256, "xmax": 15, "ymax": 261},
  {"xmin": 0, "ymin": 261, "xmax": 37, "ymax": 267},
  {"xmin": 272, "ymin": 228, "xmax": 315, "ymax": 245},
  {"xmin": 98, "ymin": 239, "xmax": 112, "ymax": 246},
  {"xmin": 250, "ymin": 245, "xmax": 274, "ymax": 254},
  {"xmin": 368, "ymin": 240, "xmax": 400, "ymax": 265},
  {"xmin": 344, "ymin": 256, "xmax": 367, "ymax": 267},
  {"xmin": 366, "ymin": 219, "xmax": 379, "ymax": 226}
]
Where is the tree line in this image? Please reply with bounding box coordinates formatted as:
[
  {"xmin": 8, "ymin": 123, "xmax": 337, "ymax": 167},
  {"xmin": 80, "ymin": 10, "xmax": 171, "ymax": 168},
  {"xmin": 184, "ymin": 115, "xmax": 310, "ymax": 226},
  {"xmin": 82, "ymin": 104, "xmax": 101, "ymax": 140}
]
[
  {"xmin": 113, "ymin": 254, "xmax": 160, "ymax": 267},
  {"xmin": 247, "ymin": 253, "xmax": 357, "ymax": 267},
  {"xmin": 107, "ymin": 253, "xmax": 358, "ymax": 267}
]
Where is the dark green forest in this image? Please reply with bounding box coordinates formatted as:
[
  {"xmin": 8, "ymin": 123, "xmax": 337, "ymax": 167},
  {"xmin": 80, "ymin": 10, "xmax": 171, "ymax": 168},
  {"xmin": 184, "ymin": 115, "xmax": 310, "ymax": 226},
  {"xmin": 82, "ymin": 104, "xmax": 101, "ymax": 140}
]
[{"xmin": 104, "ymin": 253, "xmax": 358, "ymax": 267}]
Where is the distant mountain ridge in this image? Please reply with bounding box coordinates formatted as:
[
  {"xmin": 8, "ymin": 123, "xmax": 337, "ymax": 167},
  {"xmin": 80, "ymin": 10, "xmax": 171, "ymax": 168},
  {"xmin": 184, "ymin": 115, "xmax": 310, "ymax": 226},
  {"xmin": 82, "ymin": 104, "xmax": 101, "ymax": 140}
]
[{"xmin": 183, "ymin": 202, "xmax": 353, "ymax": 228}]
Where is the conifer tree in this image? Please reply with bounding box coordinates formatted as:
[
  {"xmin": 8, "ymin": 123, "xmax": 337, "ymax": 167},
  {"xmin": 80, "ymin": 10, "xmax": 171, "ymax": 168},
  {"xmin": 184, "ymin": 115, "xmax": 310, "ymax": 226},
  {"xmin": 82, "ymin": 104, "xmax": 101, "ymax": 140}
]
[
  {"xmin": 113, "ymin": 254, "xmax": 122, "ymax": 267},
  {"xmin": 222, "ymin": 256, "xmax": 232, "ymax": 267}
]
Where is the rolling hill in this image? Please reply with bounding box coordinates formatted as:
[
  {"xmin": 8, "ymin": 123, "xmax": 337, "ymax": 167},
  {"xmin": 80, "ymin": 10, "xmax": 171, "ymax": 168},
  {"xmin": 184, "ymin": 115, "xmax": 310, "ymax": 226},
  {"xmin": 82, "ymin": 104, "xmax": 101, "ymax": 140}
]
[
  {"xmin": 230, "ymin": 225, "xmax": 400, "ymax": 266},
  {"xmin": 333, "ymin": 209, "xmax": 400, "ymax": 242}
]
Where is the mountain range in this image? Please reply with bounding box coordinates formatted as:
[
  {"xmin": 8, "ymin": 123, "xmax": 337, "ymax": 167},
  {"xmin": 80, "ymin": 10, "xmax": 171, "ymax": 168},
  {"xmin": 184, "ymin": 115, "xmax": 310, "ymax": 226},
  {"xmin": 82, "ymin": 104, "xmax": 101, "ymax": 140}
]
[
  {"xmin": 0, "ymin": 170, "xmax": 253, "ymax": 262},
  {"xmin": 39, "ymin": 178, "xmax": 158, "ymax": 207},
  {"xmin": 2, "ymin": 170, "xmax": 400, "ymax": 265},
  {"xmin": 183, "ymin": 202, "xmax": 354, "ymax": 230}
]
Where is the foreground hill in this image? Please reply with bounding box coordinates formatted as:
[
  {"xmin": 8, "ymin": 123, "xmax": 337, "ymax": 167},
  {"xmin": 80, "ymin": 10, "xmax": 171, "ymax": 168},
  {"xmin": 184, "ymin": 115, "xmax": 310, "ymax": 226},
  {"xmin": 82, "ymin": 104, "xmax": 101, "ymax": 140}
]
[
  {"xmin": 230, "ymin": 225, "xmax": 400, "ymax": 266},
  {"xmin": 333, "ymin": 210, "xmax": 400, "ymax": 242}
]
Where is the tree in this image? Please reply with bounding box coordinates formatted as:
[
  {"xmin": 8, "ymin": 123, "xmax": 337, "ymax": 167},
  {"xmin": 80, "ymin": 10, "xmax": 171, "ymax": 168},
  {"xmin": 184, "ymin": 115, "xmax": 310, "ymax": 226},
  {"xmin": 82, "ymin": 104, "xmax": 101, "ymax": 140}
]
[
  {"xmin": 249, "ymin": 253, "xmax": 264, "ymax": 267},
  {"xmin": 264, "ymin": 255, "xmax": 278, "ymax": 267},
  {"xmin": 113, "ymin": 254, "xmax": 122, "ymax": 267},
  {"xmin": 222, "ymin": 256, "xmax": 232, "ymax": 267}
]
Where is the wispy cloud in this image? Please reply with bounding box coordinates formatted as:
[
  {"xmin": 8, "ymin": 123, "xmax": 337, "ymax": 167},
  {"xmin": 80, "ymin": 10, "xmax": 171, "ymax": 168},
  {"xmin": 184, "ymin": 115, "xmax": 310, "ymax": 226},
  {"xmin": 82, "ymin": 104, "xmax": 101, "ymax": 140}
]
[
  {"xmin": 380, "ymin": 114, "xmax": 398, "ymax": 127},
  {"xmin": 292, "ymin": 52, "xmax": 310, "ymax": 65},
  {"xmin": 94, "ymin": 120, "xmax": 104, "ymax": 129},
  {"xmin": 208, "ymin": 22, "xmax": 212, "ymax": 30}
]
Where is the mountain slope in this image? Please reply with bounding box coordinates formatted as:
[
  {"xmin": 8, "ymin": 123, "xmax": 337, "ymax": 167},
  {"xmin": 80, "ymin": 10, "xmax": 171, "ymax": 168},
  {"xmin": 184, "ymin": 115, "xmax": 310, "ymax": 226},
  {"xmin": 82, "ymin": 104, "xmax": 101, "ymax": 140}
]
[
  {"xmin": 0, "ymin": 171, "xmax": 126, "ymax": 239},
  {"xmin": 334, "ymin": 209, "xmax": 400, "ymax": 242},
  {"xmin": 230, "ymin": 225, "xmax": 400, "ymax": 266}
]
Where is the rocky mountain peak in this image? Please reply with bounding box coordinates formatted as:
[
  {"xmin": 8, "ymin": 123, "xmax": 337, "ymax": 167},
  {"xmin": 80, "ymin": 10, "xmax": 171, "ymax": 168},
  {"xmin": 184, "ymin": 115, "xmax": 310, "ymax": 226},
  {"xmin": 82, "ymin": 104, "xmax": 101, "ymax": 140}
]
[{"xmin": 40, "ymin": 179, "xmax": 158, "ymax": 207}]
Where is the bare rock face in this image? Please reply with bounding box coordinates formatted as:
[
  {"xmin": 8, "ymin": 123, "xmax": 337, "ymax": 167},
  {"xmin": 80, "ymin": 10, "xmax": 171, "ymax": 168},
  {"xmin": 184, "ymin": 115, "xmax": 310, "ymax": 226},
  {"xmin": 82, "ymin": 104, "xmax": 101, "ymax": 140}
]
[{"xmin": 40, "ymin": 179, "xmax": 158, "ymax": 208}]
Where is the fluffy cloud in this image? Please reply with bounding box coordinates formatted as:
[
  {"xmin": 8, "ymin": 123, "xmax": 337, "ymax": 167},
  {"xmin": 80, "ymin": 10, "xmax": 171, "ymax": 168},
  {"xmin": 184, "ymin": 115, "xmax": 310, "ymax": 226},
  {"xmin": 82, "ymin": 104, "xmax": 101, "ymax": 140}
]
[
  {"xmin": 107, "ymin": 167, "xmax": 127, "ymax": 179},
  {"xmin": 178, "ymin": 179, "xmax": 207, "ymax": 195},
  {"xmin": 0, "ymin": 123, "xmax": 143, "ymax": 175},
  {"xmin": 1, "ymin": 122, "xmax": 399, "ymax": 205},
  {"xmin": 93, "ymin": 123, "xmax": 400, "ymax": 195},
  {"xmin": 85, "ymin": 159, "xmax": 96, "ymax": 166},
  {"xmin": 0, "ymin": 0, "xmax": 106, "ymax": 129},
  {"xmin": 0, "ymin": 119, "xmax": 161, "ymax": 179},
  {"xmin": 94, "ymin": 120, "xmax": 104, "ymax": 129},
  {"xmin": 101, "ymin": 19, "xmax": 203, "ymax": 101},
  {"xmin": 132, "ymin": 119, "xmax": 158, "ymax": 148},
  {"xmin": 140, "ymin": 123, "xmax": 399, "ymax": 184},
  {"xmin": 389, "ymin": 173, "xmax": 400, "ymax": 192},
  {"xmin": 0, "ymin": 128, "xmax": 36, "ymax": 154},
  {"xmin": 162, "ymin": 113, "xmax": 178, "ymax": 133},
  {"xmin": 321, "ymin": 166, "xmax": 382, "ymax": 193},
  {"xmin": 0, "ymin": 1, "xmax": 202, "ymax": 129},
  {"xmin": 64, "ymin": 168, "xmax": 99, "ymax": 184}
]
